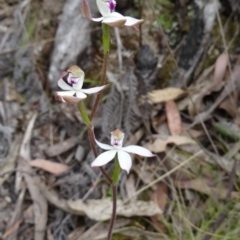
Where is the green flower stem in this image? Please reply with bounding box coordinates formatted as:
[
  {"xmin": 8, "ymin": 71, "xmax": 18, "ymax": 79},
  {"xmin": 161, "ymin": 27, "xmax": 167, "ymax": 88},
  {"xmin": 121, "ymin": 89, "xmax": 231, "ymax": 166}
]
[
  {"xmin": 90, "ymin": 24, "xmax": 110, "ymax": 121},
  {"xmin": 78, "ymin": 101, "xmax": 91, "ymax": 128},
  {"xmin": 102, "ymin": 24, "xmax": 110, "ymax": 55},
  {"xmin": 112, "ymin": 155, "xmax": 121, "ymax": 185}
]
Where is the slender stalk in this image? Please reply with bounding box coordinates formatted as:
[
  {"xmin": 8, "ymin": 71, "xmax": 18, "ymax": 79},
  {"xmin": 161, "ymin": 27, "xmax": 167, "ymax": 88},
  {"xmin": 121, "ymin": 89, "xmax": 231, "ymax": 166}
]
[
  {"xmin": 107, "ymin": 185, "xmax": 117, "ymax": 240},
  {"xmin": 102, "ymin": 24, "xmax": 110, "ymax": 54},
  {"xmin": 87, "ymin": 126, "xmax": 98, "ymax": 156},
  {"xmin": 90, "ymin": 24, "xmax": 110, "ymax": 121},
  {"xmin": 107, "ymin": 156, "xmax": 121, "ymax": 240}
]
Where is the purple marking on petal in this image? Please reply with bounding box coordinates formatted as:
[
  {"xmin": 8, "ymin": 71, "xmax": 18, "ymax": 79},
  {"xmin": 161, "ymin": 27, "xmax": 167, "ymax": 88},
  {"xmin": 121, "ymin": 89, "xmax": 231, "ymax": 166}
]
[
  {"xmin": 67, "ymin": 77, "xmax": 79, "ymax": 85},
  {"xmin": 107, "ymin": 0, "xmax": 116, "ymax": 12}
]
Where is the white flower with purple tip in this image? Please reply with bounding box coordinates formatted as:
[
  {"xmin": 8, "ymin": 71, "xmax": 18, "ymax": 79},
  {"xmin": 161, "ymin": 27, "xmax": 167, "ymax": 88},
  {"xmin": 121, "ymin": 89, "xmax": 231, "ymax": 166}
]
[
  {"xmin": 91, "ymin": 129, "xmax": 154, "ymax": 173},
  {"xmin": 55, "ymin": 65, "xmax": 108, "ymax": 104},
  {"xmin": 81, "ymin": 0, "xmax": 144, "ymax": 28}
]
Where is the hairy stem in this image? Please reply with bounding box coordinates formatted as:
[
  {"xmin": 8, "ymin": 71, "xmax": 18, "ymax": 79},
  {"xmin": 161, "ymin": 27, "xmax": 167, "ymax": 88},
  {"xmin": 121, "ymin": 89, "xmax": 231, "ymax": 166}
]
[{"xmin": 107, "ymin": 185, "xmax": 117, "ymax": 240}]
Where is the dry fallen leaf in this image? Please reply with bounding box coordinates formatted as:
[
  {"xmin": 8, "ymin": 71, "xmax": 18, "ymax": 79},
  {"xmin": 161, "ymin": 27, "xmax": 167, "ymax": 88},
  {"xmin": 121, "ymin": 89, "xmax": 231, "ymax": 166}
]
[
  {"xmin": 29, "ymin": 159, "xmax": 69, "ymax": 175},
  {"xmin": 125, "ymin": 174, "xmax": 136, "ymax": 201},
  {"xmin": 148, "ymin": 88, "xmax": 185, "ymax": 103},
  {"xmin": 145, "ymin": 136, "xmax": 196, "ymax": 153},
  {"xmin": 190, "ymin": 63, "xmax": 240, "ymax": 127},
  {"xmin": 3, "ymin": 188, "xmax": 26, "ymax": 240},
  {"xmin": 174, "ymin": 178, "xmax": 240, "ymax": 200},
  {"xmin": 150, "ymin": 184, "xmax": 168, "ymax": 211},
  {"xmin": 44, "ymin": 136, "xmax": 79, "ymax": 157},
  {"xmin": 19, "ymin": 160, "xmax": 48, "ymax": 240},
  {"xmin": 68, "ymin": 199, "xmax": 162, "ymax": 221},
  {"xmin": 2, "ymin": 219, "xmax": 23, "ymax": 239},
  {"xmin": 219, "ymin": 96, "xmax": 237, "ymax": 117},
  {"xmin": 150, "ymin": 184, "xmax": 168, "ymax": 233},
  {"xmin": 213, "ymin": 53, "xmax": 228, "ymax": 86},
  {"xmin": 15, "ymin": 113, "xmax": 47, "ymax": 240},
  {"xmin": 0, "ymin": 135, "xmax": 22, "ymax": 187},
  {"xmin": 165, "ymin": 100, "xmax": 182, "ymax": 135},
  {"xmin": 37, "ymin": 178, "xmax": 162, "ymax": 221}
]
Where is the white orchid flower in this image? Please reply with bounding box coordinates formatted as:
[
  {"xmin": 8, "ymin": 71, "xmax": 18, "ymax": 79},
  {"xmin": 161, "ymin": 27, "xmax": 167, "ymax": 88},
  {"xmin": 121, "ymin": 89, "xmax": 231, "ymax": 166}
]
[
  {"xmin": 91, "ymin": 129, "xmax": 154, "ymax": 173},
  {"xmin": 81, "ymin": 0, "xmax": 144, "ymax": 28},
  {"xmin": 55, "ymin": 65, "xmax": 108, "ymax": 104}
]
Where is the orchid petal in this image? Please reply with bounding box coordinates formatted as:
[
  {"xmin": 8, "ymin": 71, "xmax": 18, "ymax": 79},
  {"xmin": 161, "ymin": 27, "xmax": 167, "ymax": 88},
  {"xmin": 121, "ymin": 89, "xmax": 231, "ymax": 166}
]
[
  {"xmin": 124, "ymin": 16, "xmax": 144, "ymax": 27},
  {"xmin": 91, "ymin": 150, "xmax": 117, "ymax": 167},
  {"xmin": 55, "ymin": 94, "xmax": 66, "ymax": 103},
  {"xmin": 58, "ymin": 79, "xmax": 73, "ymax": 90},
  {"xmin": 55, "ymin": 94, "xmax": 83, "ymax": 104},
  {"xmin": 109, "ymin": 12, "xmax": 125, "ymax": 18},
  {"xmin": 92, "ymin": 17, "xmax": 104, "ymax": 22},
  {"xmin": 76, "ymin": 91, "xmax": 87, "ymax": 98},
  {"xmin": 81, "ymin": 84, "xmax": 108, "ymax": 94},
  {"xmin": 96, "ymin": 0, "xmax": 111, "ymax": 17},
  {"xmin": 81, "ymin": 0, "xmax": 93, "ymax": 21},
  {"xmin": 95, "ymin": 139, "xmax": 113, "ymax": 150},
  {"xmin": 56, "ymin": 91, "xmax": 75, "ymax": 96},
  {"xmin": 102, "ymin": 12, "xmax": 126, "ymax": 27},
  {"xmin": 117, "ymin": 150, "xmax": 132, "ymax": 173},
  {"xmin": 121, "ymin": 145, "xmax": 154, "ymax": 157},
  {"xmin": 72, "ymin": 77, "xmax": 84, "ymax": 90},
  {"xmin": 102, "ymin": 18, "xmax": 126, "ymax": 27}
]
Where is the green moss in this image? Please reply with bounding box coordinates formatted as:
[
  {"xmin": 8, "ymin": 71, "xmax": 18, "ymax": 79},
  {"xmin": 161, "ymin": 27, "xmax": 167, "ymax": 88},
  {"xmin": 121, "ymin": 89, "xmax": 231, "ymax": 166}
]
[
  {"xmin": 157, "ymin": 57, "xmax": 176, "ymax": 88},
  {"xmin": 158, "ymin": 14, "xmax": 174, "ymax": 31}
]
